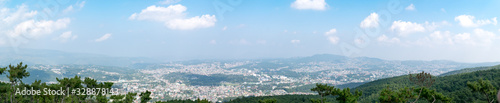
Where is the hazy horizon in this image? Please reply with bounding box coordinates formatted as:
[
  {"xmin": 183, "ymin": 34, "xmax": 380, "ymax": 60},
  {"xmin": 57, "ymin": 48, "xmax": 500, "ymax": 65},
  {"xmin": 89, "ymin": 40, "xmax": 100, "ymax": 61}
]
[{"xmin": 1, "ymin": 0, "xmax": 500, "ymax": 63}]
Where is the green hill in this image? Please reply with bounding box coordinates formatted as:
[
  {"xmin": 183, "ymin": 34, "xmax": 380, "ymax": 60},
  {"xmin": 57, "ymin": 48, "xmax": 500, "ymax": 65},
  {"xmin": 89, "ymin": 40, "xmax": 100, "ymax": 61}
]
[
  {"xmin": 355, "ymin": 64, "xmax": 500, "ymax": 103},
  {"xmin": 225, "ymin": 64, "xmax": 500, "ymax": 103}
]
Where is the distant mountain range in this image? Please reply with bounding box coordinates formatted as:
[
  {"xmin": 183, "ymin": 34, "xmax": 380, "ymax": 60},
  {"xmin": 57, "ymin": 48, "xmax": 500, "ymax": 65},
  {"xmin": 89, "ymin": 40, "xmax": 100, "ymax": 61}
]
[
  {"xmin": 1, "ymin": 48, "xmax": 498, "ymax": 68},
  {"xmin": 0, "ymin": 47, "xmax": 159, "ymax": 67}
]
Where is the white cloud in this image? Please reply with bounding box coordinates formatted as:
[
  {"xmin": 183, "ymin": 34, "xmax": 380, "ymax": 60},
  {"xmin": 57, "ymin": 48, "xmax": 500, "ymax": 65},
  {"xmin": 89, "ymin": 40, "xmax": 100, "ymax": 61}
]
[
  {"xmin": 377, "ymin": 35, "xmax": 400, "ymax": 43},
  {"xmin": 129, "ymin": 5, "xmax": 186, "ymax": 21},
  {"xmin": 324, "ymin": 28, "xmax": 339, "ymax": 44},
  {"xmin": 10, "ymin": 18, "xmax": 70, "ymax": 38},
  {"xmin": 419, "ymin": 29, "xmax": 497, "ymax": 46},
  {"xmin": 327, "ymin": 36, "xmax": 339, "ymax": 44},
  {"xmin": 165, "ymin": 15, "xmax": 216, "ymax": 30},
  {"xmin": 360, "ymin": 13, "xmax": 379, "ymax": 28},
  {"xmin": 222, "ymin": 26, "xmax": 227, "ymax": 31},
  {"xmin": 440, "ymin": 8, "xmax": 446, "ymax": 13},
  {"xmin": 324, "ymin": 29, "xmax": 336, "ymax": 35},
  {"xmin": 130, "ymin": 4, "xmax": 216, "ymax": 30},
  {"xmin": 498, "ymin": 28, "xmax": 500, "ymax": 32},
  {"xmin": 0, "ymin": 4, "xmax": 71, "ymax": 46},
  {"xmin": 390, "ymin": 20, "xmax": 425, "ymax": 36},
  {"xmin": 405, "ymin": 4, "xmax": 415, "ymax": 11},
  {"xmin": 453, "ymin": 33, "xmax": 473, "ymax": 45},
  {"xmin": 54, "ymin": 31, "xmax": 77, "ymax": 42},
  {"xmin": 290, "ymin": 0, "xmax": 327, "ymax": 10},
  {"xmin": 291, "ymin": 39, "xmax": 300, "ymax": 44},
  {"xmin": 472, "ymin": 28, "xmax": 496, "ymax": 44},
  {"xmin": 2, "ymin": 4, "xmax": 37, "ymax": 24},
  {"xmin": 429, "ymin": 31, "xmax": 454, "ymax": 45},
  {"xmin": 454, "ymin": 15, "xmax": 497, "ymax": 27},
  {"xmin": 95, "ymin": 33, "xmax": 111, "ymax": 42},
  {"xmin": 424, "ymin": 21, "xmax": 450, "ymax": 31},
  {"xmin": 160, "ymin": 0, "xmax": 181, "ymax": 5}
]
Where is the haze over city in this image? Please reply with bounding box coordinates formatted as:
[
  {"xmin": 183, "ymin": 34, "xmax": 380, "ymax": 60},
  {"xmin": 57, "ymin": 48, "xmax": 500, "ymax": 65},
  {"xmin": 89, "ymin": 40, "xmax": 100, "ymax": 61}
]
[{"xmin": 1, "ymin": 0, "xmax": 500, "ymax": 62}]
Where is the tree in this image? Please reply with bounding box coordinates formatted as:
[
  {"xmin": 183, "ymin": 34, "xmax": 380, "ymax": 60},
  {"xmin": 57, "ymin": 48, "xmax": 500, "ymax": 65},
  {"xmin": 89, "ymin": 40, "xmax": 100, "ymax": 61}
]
[
  {"xmin": 195, "ymin": 98, "xmax": 211, "ymax": 103},
  {"xmin": 334, "ymin": 88, "xmax": 362, "ymax": 103},
  {"xmin": 379, "ymin": 86, "xmax": 414, "ymax": 103},
  {"xmin": 310, "ymin": 83, "xmax": 362, "ymax": 103},
  {"xmin": 7, "ymin": 62, "xmax": 30, "ymax": 103},
  {"xmin": 310, "ymin": 83, "xmax": 335, "ymax": 103},
  {"xmin": 418, "ymin": 87, "xmax": 451, "ymax": 103},
  {"xmin": 140, "ymin": 90, "xmax": 152, "ymax": 103},
  {"xmin": 125, "ymin": 92, "xmax": 138, "ymax": 103},
  {"xmin": 258, "ymin": 98, "xmax": 277, "ymax": 103},
  {"xmin": 467, "ymin": 79, "xmax": 497, "ymax": 103},
  {"xmin": 409, "ymin": 71, "xmax": 435, "ymax": 103},
  {"xmin": 111, "ymin": 92, "xmax": 137, "ymax": 103},
  {"xmin": 0, "ymin": 66, "xmax": 6, "ymax": 74},
  {"xmin": 0, "ymin": 66, "xmax": 7, "ymax": 102}
]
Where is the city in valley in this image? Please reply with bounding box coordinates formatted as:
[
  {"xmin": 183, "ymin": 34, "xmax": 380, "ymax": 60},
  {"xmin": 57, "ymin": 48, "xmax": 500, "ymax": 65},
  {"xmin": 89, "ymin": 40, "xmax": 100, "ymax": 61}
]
[{"xmin": 6, "ymin": 54, "xmax": 495, "ymax": 102}]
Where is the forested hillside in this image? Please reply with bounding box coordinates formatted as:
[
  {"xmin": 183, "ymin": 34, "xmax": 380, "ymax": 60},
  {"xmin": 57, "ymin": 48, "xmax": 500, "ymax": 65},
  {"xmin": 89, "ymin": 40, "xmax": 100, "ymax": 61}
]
[{"xmin": 225, "ymin": 65, "xmax": 500, "ymax": 103}]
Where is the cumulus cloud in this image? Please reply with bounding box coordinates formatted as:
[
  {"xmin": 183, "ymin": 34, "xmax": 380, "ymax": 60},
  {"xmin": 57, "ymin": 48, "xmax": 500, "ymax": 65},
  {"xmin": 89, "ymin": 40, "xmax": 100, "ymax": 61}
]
[
  {"xmin": 291, "ymin": 39, "xmax": 301, "ymax": 44},
  {"xmin": 327, "ymin": 36, "xmax": 339, "ymax": 44},
  {"xmin": 324, "ymin": 28, "xmax": 339, "ymax": 44},
  {"xmin": 377, "ymin": 35, "xmax": 400, "ymax": 43},
  {"xmin": 472, "ymin": 28, "xmax": 496, "ymax": 44},
  {"xmin": 130, "ymin": 4, "xmax": 216, "ymax": 30},
  {"xmin": 290, "ymin": 0, "xmax": 327, "ymax": 10},
  {"xmin": 95, "ymin": 33, "xmax": 111, "ymax": 42},
  {"xmin": 429, "ymin": 31, "xmax": 454, "ymax": 45},
  {"xmin": 0, "ymin": 4, "xmax": 71, "ymax": 47},
  {"xmin": 159, "ymin": 0, "xmax": 181, "ymax": 5},
  {"xmin": 405, "ymin": 4, "xmax": 415, "ymax": 11},
  {"xmin": 424, "ymin": 21, "xmax": 450, "ymax": 31},
  {"xmin": 1, "ymin": 4, "xmax": 37, "ymax": 24},
  {"xmin": 10, "ymin": 18, "xmax": 70, "ymax": 38},
  {"xmin": 165, "ymin": 15, "xmax": 216, "ymax": 30},
  {"xmin": 360, "ymin": 13, "xmax": 379, "ymax": 28},
  {"xmin": 419, "ymin": 29, "xmax": 497, "ymax": 46},
  {"xmin": 324, "ymin": 28, "xmax": 337, "ymax": 35},
  {"xmin": 454, "ymin": 15, "xmax": 497, "ymax": 27},
  {"xmin": 390, "ymin": 20, "xmax": 425, "ymax": 35},
  {"xmin": 0, "ymin": 4, "xmax": 73, "ymax": 46},
  {"xmin": 54, "ymin": 31, "xmax": 77, "ymax": 42}
]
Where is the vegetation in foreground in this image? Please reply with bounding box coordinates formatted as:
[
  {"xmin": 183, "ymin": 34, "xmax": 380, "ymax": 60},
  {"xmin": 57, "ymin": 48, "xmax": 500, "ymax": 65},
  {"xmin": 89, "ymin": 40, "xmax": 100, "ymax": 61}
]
[{"xmin": 1, "ymin": 62, "xmax": 500, "ymax": 103}]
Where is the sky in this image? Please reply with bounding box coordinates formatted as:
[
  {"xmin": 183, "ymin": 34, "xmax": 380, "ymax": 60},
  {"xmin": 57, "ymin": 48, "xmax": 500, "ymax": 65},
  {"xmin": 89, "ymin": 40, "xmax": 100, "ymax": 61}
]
[{"xmin": 0, "ymin": 0, "xmax": 500, "ymax": 63}]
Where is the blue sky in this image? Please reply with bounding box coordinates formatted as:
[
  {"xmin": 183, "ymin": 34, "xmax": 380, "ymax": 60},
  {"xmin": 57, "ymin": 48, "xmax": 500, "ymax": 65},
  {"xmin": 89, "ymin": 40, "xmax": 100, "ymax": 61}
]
[{"xmin": 1, "ymin": 0, "xmax": 500, "ymax": 63}]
